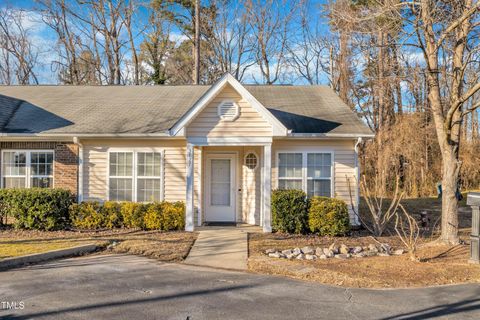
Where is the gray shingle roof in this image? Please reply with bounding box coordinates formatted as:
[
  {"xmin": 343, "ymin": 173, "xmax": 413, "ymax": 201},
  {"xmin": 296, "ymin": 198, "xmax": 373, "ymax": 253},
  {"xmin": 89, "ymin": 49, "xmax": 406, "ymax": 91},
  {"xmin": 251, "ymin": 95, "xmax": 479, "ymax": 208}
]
[{"xmin": 0, "ymin": 85, "xmax": 372, "ymax": 136}]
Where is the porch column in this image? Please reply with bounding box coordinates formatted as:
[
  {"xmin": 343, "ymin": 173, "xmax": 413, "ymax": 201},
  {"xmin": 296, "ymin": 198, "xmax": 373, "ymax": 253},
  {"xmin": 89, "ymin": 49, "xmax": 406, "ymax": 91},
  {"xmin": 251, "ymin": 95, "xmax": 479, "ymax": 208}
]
[
  {"xmin": 263, "ymin": 144, "xmax": 272, "ymax": 232},
  {"xmin": 186, "ymin": 143, "xmax": 195, "ymax": 231}
]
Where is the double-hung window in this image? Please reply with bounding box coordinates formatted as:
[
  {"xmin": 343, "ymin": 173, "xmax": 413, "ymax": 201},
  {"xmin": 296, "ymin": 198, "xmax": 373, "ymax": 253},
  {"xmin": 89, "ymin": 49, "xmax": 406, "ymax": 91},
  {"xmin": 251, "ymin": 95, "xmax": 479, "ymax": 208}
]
[
  {"xmin": 1, "ymin": 150, "xmax": 54, "ymax": 189},
  {"xmin": 108, "ymin": 150, "xmax": 163, "ymax": 202},
  {"xmin": 278, "ymin": 153, "xmax": 303, "ymax": 190},
  {"xmin": 277, "ymin": 151, "xmax": 333, "ymax": 197}
]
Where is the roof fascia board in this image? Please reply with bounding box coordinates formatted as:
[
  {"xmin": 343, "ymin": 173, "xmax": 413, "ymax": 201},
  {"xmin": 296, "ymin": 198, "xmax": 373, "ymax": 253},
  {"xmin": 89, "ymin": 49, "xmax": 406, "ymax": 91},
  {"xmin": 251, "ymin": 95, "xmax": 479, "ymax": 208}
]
[
  {"xmin": 169, "ymin": 73, "xmax": 288, "ymax": 136},
  {"xmin": 0, "ymin": 133, "xmax": 173, "ymax": 139}
]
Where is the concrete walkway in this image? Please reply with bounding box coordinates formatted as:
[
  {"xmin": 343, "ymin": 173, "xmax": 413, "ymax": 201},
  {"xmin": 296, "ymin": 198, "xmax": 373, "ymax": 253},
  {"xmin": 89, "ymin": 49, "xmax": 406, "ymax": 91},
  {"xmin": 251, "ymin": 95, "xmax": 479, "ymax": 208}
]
[{"xmin": 185, "ymin": 226, "xmax": 258, "ymax": 270}]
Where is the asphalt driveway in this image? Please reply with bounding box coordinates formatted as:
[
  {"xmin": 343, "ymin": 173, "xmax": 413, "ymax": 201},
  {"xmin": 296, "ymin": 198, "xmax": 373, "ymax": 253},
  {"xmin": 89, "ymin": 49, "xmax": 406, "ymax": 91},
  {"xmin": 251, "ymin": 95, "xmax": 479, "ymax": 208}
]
[{"xmin": 1, "ymin": 254, "xmax": 480, "ymax": 320}]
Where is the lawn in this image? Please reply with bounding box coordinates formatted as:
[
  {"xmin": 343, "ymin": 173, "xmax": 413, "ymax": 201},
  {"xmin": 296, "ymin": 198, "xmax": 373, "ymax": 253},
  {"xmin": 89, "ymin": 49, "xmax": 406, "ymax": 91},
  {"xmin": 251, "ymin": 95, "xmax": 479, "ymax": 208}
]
[
  {"xmin": 248, "ymin": 194, "xmax": 480, "ymax": 288},
  {"xmin": 248, "ymin": 233, "xmax": 480, "ymax": 288},
  {"xmin": 0, "ymin": 229, "xmax": 197, "ymax": 262}
]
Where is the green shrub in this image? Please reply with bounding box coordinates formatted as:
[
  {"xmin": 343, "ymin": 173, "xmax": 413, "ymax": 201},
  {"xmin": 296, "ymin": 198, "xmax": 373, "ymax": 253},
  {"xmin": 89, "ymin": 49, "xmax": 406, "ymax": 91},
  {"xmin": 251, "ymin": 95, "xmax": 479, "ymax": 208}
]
[
  {"xmin": 144, "ymin": 202, "xmax": 163, "ymax": 230},
  {"xmin": 143, "ymin": 201, "xmax": 186, "ymax": 231},
  {"xmin": 121, "ymin": 202, "xmax": 146, "ymax": 229},
  {"xmin": 162, "ymin": 202, "xmax": 185, "ymax": 231},
  {"xmin": 102, "ymin": 201, "xmax": 123, "ymax": 228},
  {"xmin": 0, "ymin": 188, "xmax": 74, "ymax": 230},
  {"xmin": 70, "ymin": 201, "xmax": 104, "ymax": 229},
  {"xmin": 308, "ymin": 196, "xmax": 350, "ymax": 236},
  {"xmin": 271, "ymin": 189, "xmax": 309, "ymax": 234}
]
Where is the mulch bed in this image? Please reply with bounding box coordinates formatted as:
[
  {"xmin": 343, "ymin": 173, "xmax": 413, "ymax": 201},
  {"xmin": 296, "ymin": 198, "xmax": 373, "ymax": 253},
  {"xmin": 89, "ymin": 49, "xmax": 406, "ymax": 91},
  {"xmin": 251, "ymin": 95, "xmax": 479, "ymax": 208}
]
[{"xmin": 248, "ymin": 232, "xmax": 480, "ymax": 288}]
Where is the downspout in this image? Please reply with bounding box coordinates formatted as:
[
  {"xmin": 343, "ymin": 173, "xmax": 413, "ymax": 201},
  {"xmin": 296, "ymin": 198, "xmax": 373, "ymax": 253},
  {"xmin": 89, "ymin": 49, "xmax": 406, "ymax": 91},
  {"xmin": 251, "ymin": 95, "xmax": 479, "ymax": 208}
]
[
  {"xmin": 73, "ymin": 137, "xmax": 83, "ymax": 203},
  {"xmin": 354, "ymin": 137, "xmax": 363, "ymax": 225}
]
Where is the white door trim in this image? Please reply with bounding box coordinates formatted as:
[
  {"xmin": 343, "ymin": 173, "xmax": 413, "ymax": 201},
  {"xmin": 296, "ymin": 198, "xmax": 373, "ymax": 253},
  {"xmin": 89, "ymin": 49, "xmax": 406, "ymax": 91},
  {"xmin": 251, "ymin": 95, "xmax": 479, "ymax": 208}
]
[{"xmin": 204, "ymin": 153, "xmax": 237, "ymax": 222}]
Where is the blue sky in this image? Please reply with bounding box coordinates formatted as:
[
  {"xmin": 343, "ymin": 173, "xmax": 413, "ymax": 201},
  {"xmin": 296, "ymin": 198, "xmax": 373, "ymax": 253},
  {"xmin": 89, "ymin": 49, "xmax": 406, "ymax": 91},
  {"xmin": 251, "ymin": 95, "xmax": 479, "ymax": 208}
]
[{"xmin": 1, "ymin": 0, "xmax": 332, "ymax": 85}]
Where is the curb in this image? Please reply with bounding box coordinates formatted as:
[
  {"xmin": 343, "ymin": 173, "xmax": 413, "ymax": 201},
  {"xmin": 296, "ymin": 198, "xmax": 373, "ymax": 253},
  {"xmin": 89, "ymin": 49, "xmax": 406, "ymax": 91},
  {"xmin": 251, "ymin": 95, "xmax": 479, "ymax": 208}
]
[{"xmin": 0, "ymin": 243, "xmax": 101, "ymax": 271}]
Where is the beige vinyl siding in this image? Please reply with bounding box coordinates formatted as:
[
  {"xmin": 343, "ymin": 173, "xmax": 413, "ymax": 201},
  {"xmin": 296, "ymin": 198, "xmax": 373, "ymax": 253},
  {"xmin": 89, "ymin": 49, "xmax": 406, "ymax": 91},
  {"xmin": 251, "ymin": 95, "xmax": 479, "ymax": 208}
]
[
  {"xmin": 272, "ymin": 139, "xmax": 358, "ymax": 221},
  {"xmin": 186, "ymin": 84, "xmax": 273, "ymax": 137},
  {"xmin": 82, "ymin": 139, "xmax": 187, "ymax": 203}
]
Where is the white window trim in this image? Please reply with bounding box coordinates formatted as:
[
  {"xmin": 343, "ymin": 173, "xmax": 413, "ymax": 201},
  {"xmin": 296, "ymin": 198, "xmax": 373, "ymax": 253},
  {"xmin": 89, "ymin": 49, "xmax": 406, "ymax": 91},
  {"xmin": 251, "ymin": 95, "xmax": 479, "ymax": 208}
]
[
  {"xmin": 1, "ymin": 150, "xmax": 55, "ymax": 189},
  {"xmin": 276, "ymin": 149, "xmax": 334, "ymax": 197},
  {"xmin": 107, "ymin": 148, "xmax": 164, "ymax": 202},
  {"xmin": 217, "ymin": 99, "xmax": 240, "ymax": 121}
]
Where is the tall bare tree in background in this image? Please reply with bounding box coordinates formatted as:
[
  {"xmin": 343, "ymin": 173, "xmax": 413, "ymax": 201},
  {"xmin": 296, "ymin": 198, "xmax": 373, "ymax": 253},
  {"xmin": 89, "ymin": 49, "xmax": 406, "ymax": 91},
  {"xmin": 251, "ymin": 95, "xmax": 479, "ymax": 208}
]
[
  {"xmin": 412, "ymin": 0, "xmax": 480, "ymax": 244},
  {"xmin": 329, "ymin": 0, "xmax": 480, "ymax": 244},
  {"xmin": 0, "ymin": 8, "xmax": 40, "ymax": 84},
  {"xmin": 286, "ymin": 0, "xmax": 332, "ymax": 85},
  {"xmin": 245, "ymin": 0, "xmax": 299, "ymax": 84},
  {"xmin": 209, "ymin": 0, "xmax": 254, "ymax": 81}
]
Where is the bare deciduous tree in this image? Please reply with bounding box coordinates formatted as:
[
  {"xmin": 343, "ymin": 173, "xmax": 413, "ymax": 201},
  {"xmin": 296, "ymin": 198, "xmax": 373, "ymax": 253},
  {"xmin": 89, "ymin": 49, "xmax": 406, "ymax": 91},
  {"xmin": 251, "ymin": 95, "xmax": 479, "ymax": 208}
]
[
  {"xmin": 245, "ymin": 0, "xmax": 298, "ymax": 84},
  {"xmin": 0, "ymin": 8, "xmax": 40, "ymax": 84},
  {"xmin": 209, "ymin": 0, "xmax": 254, "ymax": 81}
]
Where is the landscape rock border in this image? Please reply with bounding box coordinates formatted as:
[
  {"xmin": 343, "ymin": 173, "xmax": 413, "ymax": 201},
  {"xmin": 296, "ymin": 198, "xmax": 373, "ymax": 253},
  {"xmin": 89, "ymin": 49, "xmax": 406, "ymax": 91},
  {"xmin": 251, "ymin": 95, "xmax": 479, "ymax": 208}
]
[
  {"xmin": 0, "ymin": 243, "xmax": 103, "ymax": 270},
  {"xmin": 265, "ymin": 243, "xmax": 405, "ymax": 260}
]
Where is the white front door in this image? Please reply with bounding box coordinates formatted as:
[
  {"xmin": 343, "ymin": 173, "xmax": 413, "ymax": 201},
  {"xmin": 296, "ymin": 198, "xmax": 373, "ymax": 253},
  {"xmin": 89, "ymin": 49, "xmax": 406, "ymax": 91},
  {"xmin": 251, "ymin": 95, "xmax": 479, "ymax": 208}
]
[{"xmin": 205, "ymin": 154, "xmax": 236, "ymax": 222}]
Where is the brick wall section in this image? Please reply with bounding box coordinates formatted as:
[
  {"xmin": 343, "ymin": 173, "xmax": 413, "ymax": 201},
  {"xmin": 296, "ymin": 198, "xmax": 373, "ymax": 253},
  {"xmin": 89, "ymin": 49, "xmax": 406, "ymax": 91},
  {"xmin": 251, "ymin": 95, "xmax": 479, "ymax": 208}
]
[
  {"xmin": 53, "ymin": 143, "xmax": 79, "ymax": 194},
  {"xmin": 0, "ymin": 141, "xmax": 78, "ymax": 194}
]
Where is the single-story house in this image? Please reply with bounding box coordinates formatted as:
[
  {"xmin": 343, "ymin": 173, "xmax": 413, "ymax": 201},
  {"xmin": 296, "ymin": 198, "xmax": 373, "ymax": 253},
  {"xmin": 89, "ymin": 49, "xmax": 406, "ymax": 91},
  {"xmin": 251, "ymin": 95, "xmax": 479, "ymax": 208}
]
[{"xmin": 0, "ymin": 73, "xmax": 374, "ymax": 232}]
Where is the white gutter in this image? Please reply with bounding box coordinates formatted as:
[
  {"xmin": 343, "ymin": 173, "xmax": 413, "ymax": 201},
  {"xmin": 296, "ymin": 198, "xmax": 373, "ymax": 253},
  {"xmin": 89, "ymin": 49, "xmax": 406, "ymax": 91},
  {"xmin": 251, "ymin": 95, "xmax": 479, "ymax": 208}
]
[
  {"xmin": 287, "ymin": 133, "xmax": 375, "ymax": 139},
  {"xmin": 353, "ymin": 137, "xmax": 363, "ymax": 225},
  {"xmin": 73, "ymin": 137, "xmax": 84, "ymax": 203}
]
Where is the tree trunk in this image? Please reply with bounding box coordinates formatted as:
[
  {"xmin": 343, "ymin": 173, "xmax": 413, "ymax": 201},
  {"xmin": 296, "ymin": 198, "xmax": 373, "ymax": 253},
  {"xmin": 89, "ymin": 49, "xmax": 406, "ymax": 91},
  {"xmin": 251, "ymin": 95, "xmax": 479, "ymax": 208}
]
[{"xmin": 440, "ymin": 144, "xmax": 460, "ymax": 244}]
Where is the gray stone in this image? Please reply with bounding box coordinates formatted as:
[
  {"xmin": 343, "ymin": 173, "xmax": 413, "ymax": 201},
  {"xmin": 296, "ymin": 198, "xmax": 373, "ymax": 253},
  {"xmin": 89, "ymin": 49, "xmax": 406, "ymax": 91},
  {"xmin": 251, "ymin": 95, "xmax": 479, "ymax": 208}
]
[
  {"xmin": 393, "ymin": 249, "xmax": 405, "ymax": 256},
  {"xmin": 364, "ymin": 250, "xmax": 378, "ymax": 257},
  {"xmin": 322, "ymin": 248, "xmax": 334, "ymax": 258},
  {"xmin": 353, "ymin": 252, "xmax": 368, "ymax": 258},
  {"xmin": 319, "ymin": 254, "xmax": 328, "ymax": 260},
  {"xmin": 286, "ymin": 253, "xmax": 296, "ymax": 259},
  {"xmin": 305, "ymin": 254, "xmax": 317, "ymax": 260},
  {"xmin": 315, "ymin": 247, "xmax": 324, "ymax": 256},
  {"xmin": 339, "ymin": 244, "xmax": 350, "ymax": 254},
  {"xmin": 265, "ymin": 249, "xmax": 277, "ymax": 254},
  {"xmin": 281, "ymin": 249, "xmax": 293, "ymax": 255},
  {"xmin": 301, "ymin": 246, "xmax": 315, "ymax": 255},
  {"xmin": 268, "ymin": 252, "xmax": 282, "ymax": 258},
  {"xmin": 329, "ymin": 243, "xmax": 339, "ymax": 254},
  {"xmin": 296, "ymin": 253, "xmax": 305, "ymax": 260},
  {"xmin": 292, "ymin": 248, "xmax": 302, "ymax": 255},
  {"xmin": 335, "ymin": 253, "xmax": 351, "ymax": 259},
  {"xmin": 352, "ymin": 246, "xmax": 363, "ymax": 254}
]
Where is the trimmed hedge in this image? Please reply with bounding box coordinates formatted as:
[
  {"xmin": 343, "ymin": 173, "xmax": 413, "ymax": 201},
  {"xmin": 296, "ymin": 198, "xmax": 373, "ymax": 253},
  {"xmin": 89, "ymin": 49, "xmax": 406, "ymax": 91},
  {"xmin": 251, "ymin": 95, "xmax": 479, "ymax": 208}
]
[
  {"xmin": 308, "ymin": 196, "xmax": 350, "ymax": 236},
  {"xmin": 0, "ymin": 188, "xmax": 74, "ymax": 230},
  {"xmin": 271, "ymin": 189, "xmax": 309, "ymax": 234},
  {"xmin": 70, "ymin": 200, "xmax": 185, "ymax": 231}
]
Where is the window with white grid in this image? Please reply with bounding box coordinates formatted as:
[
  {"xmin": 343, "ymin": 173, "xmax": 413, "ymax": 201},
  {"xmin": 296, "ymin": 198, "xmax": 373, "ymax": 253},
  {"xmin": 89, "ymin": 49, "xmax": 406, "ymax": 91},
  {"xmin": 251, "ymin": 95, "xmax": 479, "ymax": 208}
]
[
  {"xmin": 278, "ymin": 153, "xmax": 303, "ymax": 190},
  {"xmin": 108, "ymin": 150, "xmax": 163, "ymax": 202},
  {"xmin": 109, "ymin": 152, "xmax": 133, "ymax": 201},
  {"xmin": 277, "ymin": 151, "xmax": 333, "ymax": 197},
  {"xmin": 1, "ymin": 150, "xmax": 54, "ymax": 189},
  {"xmin": 136, "ymin": 152, "xmax": 162, "ymax": 202}
]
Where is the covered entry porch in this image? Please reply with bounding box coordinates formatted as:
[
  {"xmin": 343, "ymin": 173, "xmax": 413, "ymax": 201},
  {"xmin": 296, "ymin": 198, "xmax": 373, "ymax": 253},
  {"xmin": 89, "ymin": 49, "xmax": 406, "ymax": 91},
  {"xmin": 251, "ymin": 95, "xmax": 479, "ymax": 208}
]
[{"xmin": 185, "ymin": 138, "xmax": 273, "ymax": 232}]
